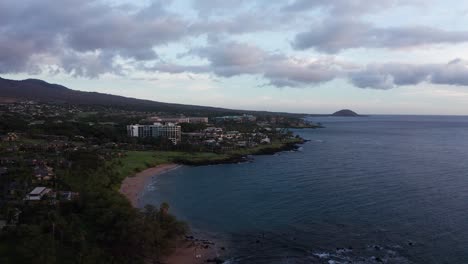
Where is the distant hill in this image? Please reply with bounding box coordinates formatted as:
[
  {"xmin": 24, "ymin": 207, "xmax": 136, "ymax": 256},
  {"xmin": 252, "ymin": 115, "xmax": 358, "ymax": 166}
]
[
  {"xmin": 332, "ymin": 109, "xmax": 360, "ymax": 117},
  {"xmin": 0, "ymin": 77, "xmax": 302, "ymax": 117}
]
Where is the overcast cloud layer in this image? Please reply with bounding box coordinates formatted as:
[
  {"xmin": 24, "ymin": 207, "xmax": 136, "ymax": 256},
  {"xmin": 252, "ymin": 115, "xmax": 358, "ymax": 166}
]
[{"xmin": 2, "ymin": 0, "xmax": 468, "ymax": 90}]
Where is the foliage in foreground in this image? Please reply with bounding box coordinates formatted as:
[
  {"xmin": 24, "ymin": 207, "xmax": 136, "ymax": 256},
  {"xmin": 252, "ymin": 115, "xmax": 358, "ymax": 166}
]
[{"xmin": 0, "ymin": 150, "xmax": 188, "ymax": 264}]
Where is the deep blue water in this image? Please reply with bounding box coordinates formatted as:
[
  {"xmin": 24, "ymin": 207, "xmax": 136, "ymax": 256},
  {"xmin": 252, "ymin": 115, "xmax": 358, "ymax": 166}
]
[{"xmin": 141, "ymin": 115, "xmax": 468, "ymax": 263}]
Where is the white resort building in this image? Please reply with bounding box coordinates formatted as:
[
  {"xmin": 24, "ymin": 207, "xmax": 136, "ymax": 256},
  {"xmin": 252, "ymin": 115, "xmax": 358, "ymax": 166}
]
[
  {"xmin": 148, "ymin": 116, "xmax": 208, "ymax": 124},
  {"xmin": 127, "ymin": 123, "xmax": 182, "ymax": 144}
]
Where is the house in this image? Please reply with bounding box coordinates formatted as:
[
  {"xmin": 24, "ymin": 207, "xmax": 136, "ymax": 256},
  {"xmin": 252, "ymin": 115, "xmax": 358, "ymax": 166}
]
[
  {"xmin": 25, "ymin": 187, "xmax": 52, "ymax": 201},
  {"xmin": 214, "ymin": 114, "xmax": 256, "ymax": 123},
  {"xmin": 224, "ymin": 131, "xmax": 240, "ymax": 140},
  {"xmin": 33, "ymin": 165, "xmax": 54, "ymax": 181},
  {"xmin": 1, "ymin": 132, "xmax": 19, "ymax": 142},
  {"xmin": 203, "ymin": 139, "xmax": 218, "ymax": 146},
  {"xmin": 237, "ymin": 141, "xmax": 248, "ymax": 147},
  {"xmin": 205, "ymin": 127, "xmax": 223, "ymax": 133}
]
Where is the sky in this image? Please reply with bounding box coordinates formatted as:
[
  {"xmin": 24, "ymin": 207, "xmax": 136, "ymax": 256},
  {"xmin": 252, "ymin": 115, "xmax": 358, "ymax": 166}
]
[{"xmin": 2, "ymin": 0, "xmax": 468, "ymax": 115}]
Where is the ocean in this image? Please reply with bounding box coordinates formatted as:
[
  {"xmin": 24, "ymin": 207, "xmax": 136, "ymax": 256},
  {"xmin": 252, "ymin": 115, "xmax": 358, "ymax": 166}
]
[{"xmin": 140, "ymin": 115, "xmax": 468, "ymax": 263}]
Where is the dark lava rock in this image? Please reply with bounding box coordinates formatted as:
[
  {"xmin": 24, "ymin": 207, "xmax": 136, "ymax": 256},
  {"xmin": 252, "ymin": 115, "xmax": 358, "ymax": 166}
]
[
  {"xmin": 332, "ymin": 109, "xmax": 360, "ymax": 117},
  {"xmin": 206, "ymin": 257, "xmax": 224, "ymax": 264}
]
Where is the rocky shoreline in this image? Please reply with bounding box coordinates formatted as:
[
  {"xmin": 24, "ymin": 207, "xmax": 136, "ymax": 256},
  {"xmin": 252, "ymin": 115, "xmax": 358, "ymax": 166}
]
[
  {"xmin": 177, "ymin": 139, "xmax": 307, "ymax": 166},
  {"xmin": 119, "ymin": 138, "xmax": 308, "ymax": 264}
]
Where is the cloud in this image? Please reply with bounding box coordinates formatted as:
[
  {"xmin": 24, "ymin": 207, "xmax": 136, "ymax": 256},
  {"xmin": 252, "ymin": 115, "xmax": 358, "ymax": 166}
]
[
  {"xmin": 149, "ymin": 41, "xmax": 352, "ymax": 87},
  {"xmin": 189, "ymin": 13, "xmax": 273, "ymax": 35},
  {"xmin": 0, "ymin": 0, "xmax": 283, "ymax": 77},
  {"xmin": 282, "ymin": 0, "xmax": 421, "ymax": 15},
  {"xmin": 192, "ymin": 0, "xmax": 279, "ymax": 16},
  {"xmin": 149, "ymin": 40, "xmax": 468, "ymax": 89},
  {"xmin": 349, "ymin": 59, "xmax": 468, "ymax": 89},
  {"xmin": 2, "ymin": 0, "xmax": 468, "ymax": 94},
  {"xmin": 0, "ymin": 0, "xmax": 192, "ymax": 76},
  {"xmin": 192, "ymin": 0, "xmax": 249, "ymax": 16},
  {"xmin": 293, "ymin": 18, "xmax": 468, "ymax": 53}
]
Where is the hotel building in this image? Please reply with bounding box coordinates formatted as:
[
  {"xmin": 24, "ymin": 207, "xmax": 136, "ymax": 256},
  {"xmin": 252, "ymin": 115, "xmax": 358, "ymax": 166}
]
[
  {"xmin": 127, "ymin": 123, "xmax": 182, "ymax": 144},
  {"xmin": 148, "ymin": 116, "xmax": 208, "ymax": 124}
]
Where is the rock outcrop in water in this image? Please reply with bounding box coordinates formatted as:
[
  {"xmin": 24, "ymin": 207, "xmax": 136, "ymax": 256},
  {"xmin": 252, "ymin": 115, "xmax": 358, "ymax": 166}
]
[{"xmin": 332, "ymin": 109, "xmax": 360, "ymax": 117}]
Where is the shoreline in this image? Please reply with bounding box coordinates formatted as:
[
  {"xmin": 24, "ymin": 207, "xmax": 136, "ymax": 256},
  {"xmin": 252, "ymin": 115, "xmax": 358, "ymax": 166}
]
[
  {"xmin": 118, "ymin": 140, "xmax": 307, "ymax": 263},
  {"xmin": 119, "ymin": 163, "xmax": 180, "ymax": 207},
  {"xmin": 179, "ymin": 139, "xmax": 305, "ymax": 166},
  {"xmin": 120, "ymin": 164, "xmax": 223, "ymax": 264}
]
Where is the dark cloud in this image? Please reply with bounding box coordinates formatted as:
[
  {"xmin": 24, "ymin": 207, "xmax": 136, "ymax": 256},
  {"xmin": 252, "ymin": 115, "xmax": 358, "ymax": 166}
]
[
  {"xmin": 2, "ymin": 0, "xmax": 468, "ymax": 92},
  {"xmin": 293, "ymin": 18, "xmax": 468, "ymax": 53},
  {"xmin": 0, "ymin": 0, "xmax": 281, "ymax": 77},
  {"xmin": 0, "ymin": 0, "xmax": 190, "ymax": 76}
]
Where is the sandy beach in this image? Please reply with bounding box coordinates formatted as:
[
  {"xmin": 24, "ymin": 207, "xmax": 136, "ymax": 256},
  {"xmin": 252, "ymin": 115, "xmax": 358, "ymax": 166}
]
[
  {"xmin": 120, "ymin": 164, "xmax": 224, "ymax": 264},
  {"xmin": 162, "ymin": 239, "xmax": 223, "ymax": 264},
  {"xmin": 120, "ymin": 163, "xmax": 180, "ymax": 207}
]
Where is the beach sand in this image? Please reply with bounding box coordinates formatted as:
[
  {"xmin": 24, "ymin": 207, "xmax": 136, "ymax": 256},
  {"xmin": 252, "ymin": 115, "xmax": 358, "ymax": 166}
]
[
  {"xmin": 162, "ymin": 239, "xmax": 222, "ymax": 264},
  {"xmin": 120, "ymin": 163, "xmax": 180, "ymax": 207},
  {"xmin": 120, "ymin": 164, "xmax": 224, "ymax": 264}
]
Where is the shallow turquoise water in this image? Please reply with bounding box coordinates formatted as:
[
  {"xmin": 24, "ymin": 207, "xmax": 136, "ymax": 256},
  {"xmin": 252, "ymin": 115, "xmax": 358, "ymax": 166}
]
[{"xmin": 141, "ymin": 115, "xmax": 468, "ymax": 263}]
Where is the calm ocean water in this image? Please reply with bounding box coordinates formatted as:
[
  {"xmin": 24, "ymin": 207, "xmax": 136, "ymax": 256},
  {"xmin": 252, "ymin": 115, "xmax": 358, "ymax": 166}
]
[{"xmin": 141, "ymin": 115, "xmax": 468, "ymax": 264}]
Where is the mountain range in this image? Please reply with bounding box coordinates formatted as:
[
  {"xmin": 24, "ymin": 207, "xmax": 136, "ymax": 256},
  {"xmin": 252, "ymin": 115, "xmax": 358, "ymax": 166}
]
[
  {"xmin": 0, "ymin": 77, "xmax": 359, "ymax": 117},
  {"xmin": 0, "ymin": 77, "xmax": 303, "ymax": 116}
]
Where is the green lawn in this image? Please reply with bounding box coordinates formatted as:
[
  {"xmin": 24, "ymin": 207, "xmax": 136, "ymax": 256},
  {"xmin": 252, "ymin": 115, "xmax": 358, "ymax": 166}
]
[
  {"xmin": 115, "ymin": 151, "xmax": 230, "ymax": 178},
  {"xmin": 115, "ymin": 138, "xmax": 301, "ymax": 178}
]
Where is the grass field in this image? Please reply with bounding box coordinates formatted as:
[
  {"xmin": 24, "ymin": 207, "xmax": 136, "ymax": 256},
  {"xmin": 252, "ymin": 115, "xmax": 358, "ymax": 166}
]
[
  {"xmin": 115, "ymin": 138, "xmax": 302, "ymax": 178},
  {"xmin": 115, "ymin": 151, "xmax": 230, "ymax": 178}
]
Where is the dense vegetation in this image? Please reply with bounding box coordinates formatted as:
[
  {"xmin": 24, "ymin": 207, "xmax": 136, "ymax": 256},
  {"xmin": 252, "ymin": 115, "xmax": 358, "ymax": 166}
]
[
  {"xmin": 0, "ymin": 99, "xmax": 310, "ymax": 264},
  {"xmin": 0, "ymin": 150, "xmax": 188, "ymax": 264}
]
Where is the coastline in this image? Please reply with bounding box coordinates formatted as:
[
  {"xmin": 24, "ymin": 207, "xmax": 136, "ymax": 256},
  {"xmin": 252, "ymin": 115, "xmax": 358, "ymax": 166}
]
[
  {"xmin": 120, "ymin": 164, "xmax": 223, "ymax": 264},
  {"xmin": 118, "ymin": 139, "xmax": 307, "ymax": 263},
  {"xmin": 179, "ymin": 139, "xmax": 305, "ymax": 166},
  {"xmin": 119, "ymin": 163, "xmax": 180, "ymax": 207}
]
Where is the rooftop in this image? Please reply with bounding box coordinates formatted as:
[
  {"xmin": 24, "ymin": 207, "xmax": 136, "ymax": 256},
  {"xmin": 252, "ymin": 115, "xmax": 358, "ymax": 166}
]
[{"xmin": 30, "ymin": 187, "xmax": 47, "ymax": 195}]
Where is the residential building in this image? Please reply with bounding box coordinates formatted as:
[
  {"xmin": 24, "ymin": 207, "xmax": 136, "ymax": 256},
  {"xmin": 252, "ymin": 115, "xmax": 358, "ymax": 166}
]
[
  {"xmin": 187, "ymin": 117, "xmax": 209, "ymax": 123},
  {"xmin": 33, "ymin": 165, "xmax": 54, "ymax": 181},
  {"xmin": 205, "ymin": 127, "xmax": 223, "ymax": 133},
  {"xmin": 25, "ymin": 187, "xmax": 51, "ymax": 201},
  {"xmin": 148, "ymin": 116, "xmax": 208, "ymax": 124},
  {"xmin": 127, "ymin": 123, "xmax": 182, "ymax": 144},
  {"xmin": 214, "ymin": 114, "xmax": 256, "ymax": 123},
  {"xmin": 1, "ymin": 132, "xmax": 19, "ymax": 142}
]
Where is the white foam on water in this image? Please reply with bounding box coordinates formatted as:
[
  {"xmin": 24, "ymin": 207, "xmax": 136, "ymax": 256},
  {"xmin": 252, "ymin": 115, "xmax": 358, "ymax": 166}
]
[{"xmin": 313, "ymin": 252, "xmax": 330, "ymax": 259}]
